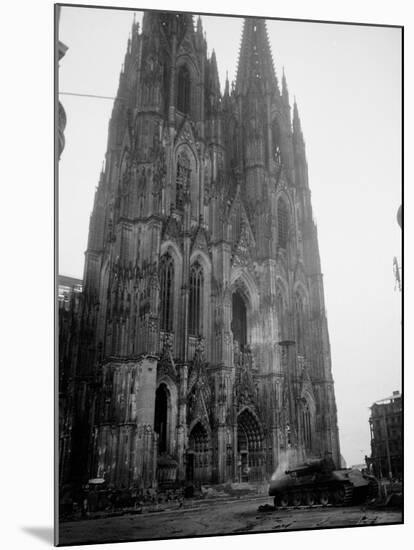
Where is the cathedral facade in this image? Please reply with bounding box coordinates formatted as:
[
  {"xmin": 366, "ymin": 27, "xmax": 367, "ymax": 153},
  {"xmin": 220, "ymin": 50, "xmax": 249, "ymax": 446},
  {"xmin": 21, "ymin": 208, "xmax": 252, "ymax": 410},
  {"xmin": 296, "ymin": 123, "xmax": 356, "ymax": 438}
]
[{"xmin": 61, "ymin": 11, "xmax": 340, "ymax": 491}]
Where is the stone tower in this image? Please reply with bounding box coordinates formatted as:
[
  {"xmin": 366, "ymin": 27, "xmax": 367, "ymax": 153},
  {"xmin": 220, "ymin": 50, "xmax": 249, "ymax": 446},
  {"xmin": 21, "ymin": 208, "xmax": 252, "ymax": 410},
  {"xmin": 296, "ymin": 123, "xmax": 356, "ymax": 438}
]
[{"xmin": 63, "ymin": 12, "xmax": 340, "ymax": 491}]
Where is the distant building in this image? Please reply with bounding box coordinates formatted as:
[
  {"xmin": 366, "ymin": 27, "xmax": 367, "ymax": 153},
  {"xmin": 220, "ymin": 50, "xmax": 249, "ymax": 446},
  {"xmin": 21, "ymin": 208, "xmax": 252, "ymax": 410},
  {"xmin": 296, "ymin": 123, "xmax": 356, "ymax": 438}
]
[
  {"xmin": 58, "ymin": 275, "xmax": 83, "ymax": 487},
  {"xmin": 58, "ymin": 275, "xmax": 83, "ymax": 308},
  {"xmin": 367, "ymin": 391, "xmax": 402, "ymax": 480}
]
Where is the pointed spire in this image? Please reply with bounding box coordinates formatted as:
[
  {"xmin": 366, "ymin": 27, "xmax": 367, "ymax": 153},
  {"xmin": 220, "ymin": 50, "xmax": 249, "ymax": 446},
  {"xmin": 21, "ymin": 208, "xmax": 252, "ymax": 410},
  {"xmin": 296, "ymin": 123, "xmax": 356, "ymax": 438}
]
[
  {"xmin": 293, "ymin": 98, "xmax": 300, "ymax": 130},
  {"xmin": 222, "ymin": 71, "xmax": 231, "ymax": 111},
  {"xmin": 132, "ymin": 12, "xmax": 140, "ymax": 35},
  {"xmin": 98, "ymin": 161, "xmax": 106, "ymax": 187},
  {"xmin": 224, "ymin": 71, "xmax": 230, "ymax": 97},
  {"xmin": 292, "ymin": 97, "xmax": 308, "ymax": 187},
  {"xmin": 293, "ymin": 98, "xmax": 304, "ymax": 144},
  {"xmin": 282, "ymin": 67, "xmax": 289, "ymax": 104},
  {"xmin": 195, "ymin": 15, "xmax": 205, "ymax": 50},
  {"xmin": 235, "ymin": 18, "xmax": 278, "ymax": 96},
  {"xmin": 183, "ymin": 13, "xmax": 195, "ymax": 34},
  {"xmin": 196, "ymin": 15, "xmax": 203, "ymax": 35},
  {"xmin": 210, "ymin": 49, "xmax": 221, "ymax": 94}
]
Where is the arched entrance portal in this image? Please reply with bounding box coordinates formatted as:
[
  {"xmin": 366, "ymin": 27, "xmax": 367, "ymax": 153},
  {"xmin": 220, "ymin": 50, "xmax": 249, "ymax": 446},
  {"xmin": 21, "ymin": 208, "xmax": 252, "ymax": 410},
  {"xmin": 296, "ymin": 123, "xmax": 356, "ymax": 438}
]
[
  {"xmin": 154, "ymin": 384, "xmax": 169, "ymax": 453},
  {"xmin": 237, "ymin": 408, "xmax": 265, "ymax": 482},
  {"xmin": 232, "ymin": 291, "xmax": 247, "ymax": 349},
  {"xmin": 154, "ymin": 383, "xmax": 178, "ymax": 487},
  {"xmin": 187, "ymin": 422, "xmax": 211, "ymax": 484}
]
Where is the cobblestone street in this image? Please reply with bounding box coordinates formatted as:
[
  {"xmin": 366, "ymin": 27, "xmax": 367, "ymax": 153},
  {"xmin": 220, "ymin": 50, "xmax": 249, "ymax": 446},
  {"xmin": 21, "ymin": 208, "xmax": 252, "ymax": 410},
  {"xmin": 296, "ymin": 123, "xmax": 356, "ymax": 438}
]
[{"xmin": 58, "ymin": 496, "xmax": 402, "ymax": 546}]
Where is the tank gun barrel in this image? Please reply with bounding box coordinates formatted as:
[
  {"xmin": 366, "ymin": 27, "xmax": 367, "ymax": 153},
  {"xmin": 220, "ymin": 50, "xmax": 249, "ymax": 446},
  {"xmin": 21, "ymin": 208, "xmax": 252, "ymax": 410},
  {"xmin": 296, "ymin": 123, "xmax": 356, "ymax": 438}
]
[{"xmin": 285, "ymin": 465, "xmax": 314, "ymax": 475}]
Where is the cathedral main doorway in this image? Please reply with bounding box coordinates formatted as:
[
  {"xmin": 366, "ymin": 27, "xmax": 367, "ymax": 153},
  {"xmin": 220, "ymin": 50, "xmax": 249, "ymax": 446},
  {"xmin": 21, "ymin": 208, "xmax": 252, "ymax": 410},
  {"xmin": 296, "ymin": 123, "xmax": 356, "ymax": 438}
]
[
  {"xmin": 154, "ymin": 383, "xmax": 178, "ymax": 486},
  {"xmin": 237, "ymin": 408, "xmax": 264, "ymax": 482},
  {"xmin": 154, "ymin": 383, "xmax": 169, "ymax": 453},
  {"xmin": 187, "ymin": 422, "xmax": 210, "ymax": 484}
]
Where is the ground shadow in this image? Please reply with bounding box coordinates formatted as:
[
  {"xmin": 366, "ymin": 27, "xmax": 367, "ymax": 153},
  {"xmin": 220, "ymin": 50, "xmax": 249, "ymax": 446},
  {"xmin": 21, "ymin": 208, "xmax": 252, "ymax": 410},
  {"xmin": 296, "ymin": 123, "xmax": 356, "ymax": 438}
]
[{"xmin": 21, "ymin": 526, "xmax": 54, "ymax": 545}]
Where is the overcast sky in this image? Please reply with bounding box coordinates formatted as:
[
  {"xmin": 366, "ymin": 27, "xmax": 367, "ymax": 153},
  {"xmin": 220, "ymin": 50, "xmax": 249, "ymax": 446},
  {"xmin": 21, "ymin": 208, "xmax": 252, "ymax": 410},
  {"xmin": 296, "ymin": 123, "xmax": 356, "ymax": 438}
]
[{"xmin": 58, "ymin": 6, "xmax": 402, "ymax": 468}]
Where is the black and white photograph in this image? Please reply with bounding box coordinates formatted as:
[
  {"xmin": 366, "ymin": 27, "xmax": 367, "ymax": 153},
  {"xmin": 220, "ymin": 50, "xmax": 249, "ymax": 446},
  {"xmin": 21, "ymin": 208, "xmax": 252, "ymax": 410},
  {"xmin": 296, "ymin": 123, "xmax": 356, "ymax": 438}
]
[{"xmin": 55, "ymin": 2, "xmax": 402, "ymax": 546}]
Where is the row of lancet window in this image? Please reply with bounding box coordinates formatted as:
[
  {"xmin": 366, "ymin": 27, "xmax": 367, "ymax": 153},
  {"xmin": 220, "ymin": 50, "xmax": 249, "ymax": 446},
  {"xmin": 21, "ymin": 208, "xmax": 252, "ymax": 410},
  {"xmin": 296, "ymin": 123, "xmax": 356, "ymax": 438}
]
[
  {"xmin": 295, "ymin": 293, "xmax": 305, "ymax": 355},
  {"xmin": 175, "ymin": 162, "xmax": 289, "ymax": 253},
  {"xmin": 189, "ymin": 262, "xmax": 203, "ymax": 336},
  {"xmin": 159, "ymin": 254, "xmax": 174, "ymax": 332},
  {"xmin": 277, "ymin": 198, "xmax": 289, "ymax": 249},
  {"xmin": 159, "ymin": 253, "xmax": 203, "ymax": 336},
  {"xmin": 177, "ymin": 65, "xmax": 191, "ymax": 114},
  {"xmin": 302, "ymin": 405, "xmax": 312, "ymax": 450}
]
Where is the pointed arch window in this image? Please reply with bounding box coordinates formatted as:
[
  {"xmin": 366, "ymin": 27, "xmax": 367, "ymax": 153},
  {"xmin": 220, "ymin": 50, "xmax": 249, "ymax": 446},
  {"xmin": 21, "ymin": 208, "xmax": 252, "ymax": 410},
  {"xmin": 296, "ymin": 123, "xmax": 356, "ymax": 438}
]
[
  {"xmin": 295, "ymin": 292, "xmax": 305, "ymax": 355},
  {"xmin": 276, "ymin": 288, "xmax": 286, "ymax": 341},
  {"xmin": 277, "ymin": 198, "xmax": 289, "ymax": 249},
  {"xmin": 189, "ymin": 262, "xmax": 203, "ymax": 336},
  {"xmin": 176, "ymin": 152, "xmax": 191, "ymax": 210},
  {"xmin": 159, "ymin": 253, "xmax": 174, "ymax": 332},
  {"xmin": 177, "ymin": 65, "xmax": 191, "ymax": 114},
  {"xmin": 271, "ymin": 119, "xmax": 282, "ymax": 164},
  {"xmin": 302, "ymin": 403, "xmax": 312, "ymax": 451}
]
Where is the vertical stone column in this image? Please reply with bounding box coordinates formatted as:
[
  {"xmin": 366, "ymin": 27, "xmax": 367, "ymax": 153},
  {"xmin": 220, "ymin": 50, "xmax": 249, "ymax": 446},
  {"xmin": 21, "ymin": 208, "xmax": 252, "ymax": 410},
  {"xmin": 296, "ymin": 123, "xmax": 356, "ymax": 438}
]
[
  {"xmin": 136, "ymin": 356, "xmax": 157, "ymax": 425},
  {"xmin": 222, "ymin": 288, "xmax": 233, "ymax": 367},
  {"xmin": 266, "ymin": 92, "xmax": 272, "ymax": 171},
  {"xmin": 176, "ymin": 363, "xmax": 188, "ymax": 481},
  {"xmin": 233, "ymin": 422, "xmax": 238, "ymax": 482},
  {"xmin": 217, "ymin": 424, "xmax": 227, "ymax": 483},
  {"xmin": 168, "ymin": 31, "xmax": 177, "ymax": 126},
  {"xmin": 181, "ymin": 200, "xmax": 191, "ymax": 362},
  {"xmin": 135, "ymin": 356, "xmax": 158, "ymax": 488},
  {"xmin": 210, "ymin": 368, "xmax": 232, "ymax": 483},
  {"xmin": 270, "ymin": 378, "xmax": 280, "ymax": 474}
]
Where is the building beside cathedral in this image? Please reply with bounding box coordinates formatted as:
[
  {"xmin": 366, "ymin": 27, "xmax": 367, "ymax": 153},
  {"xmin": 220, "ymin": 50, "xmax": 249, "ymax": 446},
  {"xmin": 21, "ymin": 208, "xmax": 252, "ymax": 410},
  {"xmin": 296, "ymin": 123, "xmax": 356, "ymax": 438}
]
[{"xmin": 59, "ymin": 11, "xmax": 341, "ymax": 492}]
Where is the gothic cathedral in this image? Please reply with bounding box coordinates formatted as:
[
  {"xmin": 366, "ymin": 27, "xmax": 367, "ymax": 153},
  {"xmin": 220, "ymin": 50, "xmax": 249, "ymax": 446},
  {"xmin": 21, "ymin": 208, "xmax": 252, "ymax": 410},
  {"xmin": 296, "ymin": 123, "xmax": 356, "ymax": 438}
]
[{"xmin": 61, "ymin": 12, "xmax": 341, "ymax": 491}]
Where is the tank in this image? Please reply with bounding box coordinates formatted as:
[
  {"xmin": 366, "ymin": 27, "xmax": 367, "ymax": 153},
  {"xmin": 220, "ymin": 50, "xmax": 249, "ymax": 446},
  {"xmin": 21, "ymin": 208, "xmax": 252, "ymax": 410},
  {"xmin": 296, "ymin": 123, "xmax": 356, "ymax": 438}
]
[{"xmin": 269, "ymin": 456, "xmax": 379, "ymax": 508}]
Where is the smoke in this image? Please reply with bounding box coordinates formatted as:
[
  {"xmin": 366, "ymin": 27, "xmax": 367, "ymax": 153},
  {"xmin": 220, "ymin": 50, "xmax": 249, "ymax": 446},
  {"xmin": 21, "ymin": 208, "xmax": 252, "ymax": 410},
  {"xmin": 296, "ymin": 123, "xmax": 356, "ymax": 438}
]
[{"xmin": 271, "ymin": 448, "xmax": 297, "ymax": 481}]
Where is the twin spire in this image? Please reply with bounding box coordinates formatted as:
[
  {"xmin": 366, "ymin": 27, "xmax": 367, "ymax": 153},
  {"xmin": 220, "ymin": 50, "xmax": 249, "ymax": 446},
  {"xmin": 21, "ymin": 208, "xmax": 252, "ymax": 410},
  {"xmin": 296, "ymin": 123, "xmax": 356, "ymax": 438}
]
[{"xmin": 136, "ymin": 12, "xmax": 303, "ymax": 132}]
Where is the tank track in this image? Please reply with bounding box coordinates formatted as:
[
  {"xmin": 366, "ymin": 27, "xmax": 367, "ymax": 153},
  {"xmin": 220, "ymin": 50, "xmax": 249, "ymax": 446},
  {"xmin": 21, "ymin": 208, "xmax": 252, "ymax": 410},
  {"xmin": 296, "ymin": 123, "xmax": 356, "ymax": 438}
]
[
  {"xmin": 341, "ymin": 484, "xmax": 354, "ymax": 506},
  {"xmin": 367, "ymin": 477, "xmax": 380, "ymax": 502},
  {"xmin": 274, "ymin": 483, "xmax": 355, "ymax": 509}
]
